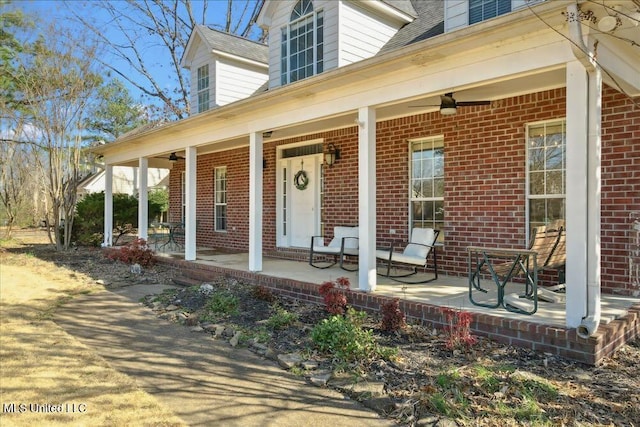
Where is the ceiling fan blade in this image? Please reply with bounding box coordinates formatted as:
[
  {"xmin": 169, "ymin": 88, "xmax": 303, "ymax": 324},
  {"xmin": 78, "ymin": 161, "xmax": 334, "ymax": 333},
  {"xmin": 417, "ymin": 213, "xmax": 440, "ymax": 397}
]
[
  {"xmin": 456, "ymin": 100, "xmax": 491, "ymax": 106},
  {"xmin": 408, "ymin": 104, "xmax": 440, "ymax": 108}
]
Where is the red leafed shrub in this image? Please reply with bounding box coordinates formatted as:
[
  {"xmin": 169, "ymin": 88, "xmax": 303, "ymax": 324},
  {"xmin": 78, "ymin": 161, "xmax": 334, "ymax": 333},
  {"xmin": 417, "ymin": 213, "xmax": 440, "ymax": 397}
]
[
  {"xmin": 252, "ymin": 285, "xmax": 276, "ymax": 302},
  {"xmin": 380, "ymin": 298, "xmax": 406, "ymax": 332},
  {"xmin": 105, "ymin": 238, "xmax": 155, "ymax": 268},
  {"xmin": 442, "ymin": 308, "xmax": 477, "ymax": 351},
  {"xmin": 318, "ymin": 277, "xmax": 350, "ymax": 315}
]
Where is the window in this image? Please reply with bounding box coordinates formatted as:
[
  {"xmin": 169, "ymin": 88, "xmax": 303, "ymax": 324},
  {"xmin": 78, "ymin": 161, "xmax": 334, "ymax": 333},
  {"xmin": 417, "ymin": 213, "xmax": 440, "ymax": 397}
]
[
  {"xmin": 469, "ymin": 0, "xmax": 511, "ymax": 24},
  {"xmin": 197, "ymin": 64, "xmax": 210, "ymax": 113},
  {"xmin": 281, "ymin": 0, "xmax": 324, "ymax": 85},
  {"xmin": 527, "ymin": 119, "xmax": 566, "ymax": 237},
  {"xmin": 214, "ymin": 167, "xmax": 227, "ymax": 231},
  {"xmin": 410, "ymin": 137, "xmax": 445, "ymax": 241}
]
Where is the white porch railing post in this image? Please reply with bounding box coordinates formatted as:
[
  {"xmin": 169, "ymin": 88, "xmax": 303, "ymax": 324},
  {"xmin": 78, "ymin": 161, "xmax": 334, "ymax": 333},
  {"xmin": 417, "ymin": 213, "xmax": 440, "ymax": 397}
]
[
  {"xmin": 358, "ymin": 107, "xmax": 377, "ymax": 292},
  {"xmin": 138, "ymin": 157, "xmax": 149, "ymax": 241},
  {"xmin": 565, "ymin": 60, "xmax": 601, "ymax": 329},
  {"xmin": 103, "ymin": 164, "xmax": 113, "ymax": 247},
  {"xmin": 249, "ymin": 132, "xmax": 263, "ymax": 272},
  {"xmin": 185, "ymin": 147, "xmax": 197, "ymax": 261}
]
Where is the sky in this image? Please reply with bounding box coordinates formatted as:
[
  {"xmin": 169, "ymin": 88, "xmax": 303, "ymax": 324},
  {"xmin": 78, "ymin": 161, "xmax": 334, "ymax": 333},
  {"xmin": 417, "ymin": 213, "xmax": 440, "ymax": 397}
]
[{"xmin": 12, "ymin": 0, "xmax": 263, "ymax": 113}]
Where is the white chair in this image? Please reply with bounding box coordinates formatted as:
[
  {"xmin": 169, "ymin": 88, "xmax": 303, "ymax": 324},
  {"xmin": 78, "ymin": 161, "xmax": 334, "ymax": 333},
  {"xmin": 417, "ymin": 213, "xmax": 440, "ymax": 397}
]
[
  {"xmin": 376, "ymin": 228, "xmax": 439, "ymax": 283},
  {"xmin": 309, "ymin": 226, "xmax": 359, "ymax": 271}
]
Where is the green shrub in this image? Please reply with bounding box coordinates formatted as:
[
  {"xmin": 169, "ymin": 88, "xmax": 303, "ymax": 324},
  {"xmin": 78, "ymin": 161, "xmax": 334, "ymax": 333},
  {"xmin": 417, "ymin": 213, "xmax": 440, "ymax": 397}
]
[
  {"xmin": 74, "ymin": 191, "xmax": 164, "ymax": 245},
  {"xmin": 204, "ymin": 290, "xmax": 239, "ymax": 318},
  {"xmin": 311, "ymin": 307, "xmax": 396, "ymax": 364},
  {"xmin": 265, "ymin": 306, "xmax": 298, "ymax": 330}
]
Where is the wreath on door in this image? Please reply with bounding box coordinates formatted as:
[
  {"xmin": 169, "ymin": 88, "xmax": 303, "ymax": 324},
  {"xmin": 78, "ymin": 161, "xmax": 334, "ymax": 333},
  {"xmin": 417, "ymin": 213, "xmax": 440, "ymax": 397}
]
[{"xmin": 294, "ymin": 169, "xmax": 309, "ymax": 190}]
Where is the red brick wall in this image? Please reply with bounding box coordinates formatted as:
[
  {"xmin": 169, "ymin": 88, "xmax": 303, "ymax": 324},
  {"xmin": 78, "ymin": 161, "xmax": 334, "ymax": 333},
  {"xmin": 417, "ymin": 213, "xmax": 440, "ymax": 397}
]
[
  {"xmin": 167, "ymin": 87, "xmax": 640, "ymax": 295},
  {"xmin": 601, "ymin": 90, "xmax": 640, "ymax": 295}
]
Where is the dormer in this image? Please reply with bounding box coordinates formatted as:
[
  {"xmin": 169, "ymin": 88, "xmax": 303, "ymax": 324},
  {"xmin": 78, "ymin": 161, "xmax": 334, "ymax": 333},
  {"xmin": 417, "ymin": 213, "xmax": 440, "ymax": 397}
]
[
  {"xmin": 445, "ymin": 0, "xmax": 544, "ymax": 32},
  {"xmin": 257, "ymin": 0, "xmax": 417, "ymax": 89},
  {"xmin": 181, "ymin": 26, "xmax": 269, "ymax": 115}
]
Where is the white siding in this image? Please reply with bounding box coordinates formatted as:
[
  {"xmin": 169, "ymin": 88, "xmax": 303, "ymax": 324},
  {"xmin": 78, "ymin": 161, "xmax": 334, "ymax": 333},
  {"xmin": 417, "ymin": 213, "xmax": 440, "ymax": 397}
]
[
  {"xmin": 338, "ymin": 1, "xmax": 400, "ymax": 66},
  {"xmin": 322, "ymin": 1, "xmax": 340, "ymax": 72},
  {"xmin": 188, "ymin": 40, "xmax": 214, "ymax": 115},
  {"xmin": 444, "ymin": 0, "xmax": 468, "ymax": 32},
  {"xmin": 513, "ymin": 0, "xmax": 544, "ymax": 11},
  {"xmin": 215, "ymin": 57, "xmax": 268, "ymax": 106}
]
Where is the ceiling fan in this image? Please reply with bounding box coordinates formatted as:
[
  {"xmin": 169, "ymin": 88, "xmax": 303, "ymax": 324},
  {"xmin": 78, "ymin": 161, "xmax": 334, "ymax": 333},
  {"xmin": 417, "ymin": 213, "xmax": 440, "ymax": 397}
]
[
  {"xmin": 410, "ymin": 92, "xmax": 491, "ymax": 115},
  {"xmin": 154, "ymin": 152, "xmax": 184, "ymax": 162}
]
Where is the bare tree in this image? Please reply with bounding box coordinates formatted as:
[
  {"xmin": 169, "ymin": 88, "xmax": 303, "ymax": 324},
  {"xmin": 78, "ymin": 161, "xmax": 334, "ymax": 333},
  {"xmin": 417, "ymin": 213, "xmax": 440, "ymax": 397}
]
[
  {"xmin": 67, "ymin": 0, "xmax": 265, "ymax": 121},
  {"xmin": 0, "ymin": 137, "xmax": 29, "ymax": 236},
  {"xmin": 12, "ymin": 23, "xmax": 103, "ymax": 250}
]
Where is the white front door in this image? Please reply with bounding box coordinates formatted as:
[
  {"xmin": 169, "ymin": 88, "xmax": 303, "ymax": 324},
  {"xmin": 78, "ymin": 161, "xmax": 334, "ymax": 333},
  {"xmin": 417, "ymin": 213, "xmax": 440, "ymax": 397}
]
[{"xmin": 278, "ymin": 154, "xmax": 321, "ymax": 248}]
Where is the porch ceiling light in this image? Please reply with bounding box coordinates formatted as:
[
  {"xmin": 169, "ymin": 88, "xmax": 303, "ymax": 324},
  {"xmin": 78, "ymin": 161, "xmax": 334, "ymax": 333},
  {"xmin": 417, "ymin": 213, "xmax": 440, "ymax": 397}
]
[
  {"xmin": 597, "ymin": 15, "xmax": 621, "ymax": 32},
  {"xmin": 439, "ymin": 94, "xmax": 458, "ymax": 115},
  {"xmin": 324, "ymin": 143, "xmax": 340, "ymax": 167}
]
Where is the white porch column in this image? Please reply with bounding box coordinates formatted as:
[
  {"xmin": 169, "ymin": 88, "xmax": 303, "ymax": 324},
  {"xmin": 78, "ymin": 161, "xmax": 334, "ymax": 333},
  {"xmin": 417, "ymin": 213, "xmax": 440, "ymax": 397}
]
[
  {"xmin": 249, "ymin": 131, "xmax": 263, "ymax": 272},
  {"xmin": 184, "ymin": 147, "xmax": 197, "ymax": 261},
  {"xmin": 358, "ymin": 107, "xmax": 377, "ymax": 292},
  {"xmin": 565, "ymin": 60, "xmax": 602, "ymax": 330},
  {"xmin": 102, "ymin": 164, "xmax": 113, "ymax": 247},
  {"xmin": 137, "ymin": 157, "xmax": 148, "ymax": 240}
]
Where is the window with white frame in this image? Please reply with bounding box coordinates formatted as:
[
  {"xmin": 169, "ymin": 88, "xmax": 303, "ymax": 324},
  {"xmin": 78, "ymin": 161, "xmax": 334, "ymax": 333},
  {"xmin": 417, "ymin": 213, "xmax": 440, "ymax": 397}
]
[
  {"xmin": 410, "ymin": 137, "xmax": 445, "ymax": 241},
  {"xmin": 280, "ymin": 0, "xmax": 324, "ymax": 85},
  {"xmin": 197, "ymin": 64, "xmax": 210, "ymax": 113},
  {"xmin": 214, "ymin": 167, "xmax": 227, "ymax": 231},
  {"xmin": 181, "ymin": 171, "xmax": 186, "ymax": 222},
  {"xmin": 527, "ymin": 119, "xmax": 566, "ymax": 236},
  {"xmin": 469, "ymin": 0, "xmax": 511, "ymax": 24}
]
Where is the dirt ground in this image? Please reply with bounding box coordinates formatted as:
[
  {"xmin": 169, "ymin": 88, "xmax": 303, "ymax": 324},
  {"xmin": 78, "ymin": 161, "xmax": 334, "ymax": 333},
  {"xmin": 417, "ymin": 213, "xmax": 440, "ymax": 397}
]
[{"xmin": 0, "ymin": 229, "xmax": 185, "ymax": 426}]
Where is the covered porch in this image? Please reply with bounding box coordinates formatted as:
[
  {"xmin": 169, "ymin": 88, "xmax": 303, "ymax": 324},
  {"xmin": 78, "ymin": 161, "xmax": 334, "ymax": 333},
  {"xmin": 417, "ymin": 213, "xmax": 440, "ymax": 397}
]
[
  {"xmin": 153, "ymin": 247, "xmax": 640, "ymax": 365},
  {"xmin": 96, "ymin": 2, "xmax": 640, "ymax": 365}
]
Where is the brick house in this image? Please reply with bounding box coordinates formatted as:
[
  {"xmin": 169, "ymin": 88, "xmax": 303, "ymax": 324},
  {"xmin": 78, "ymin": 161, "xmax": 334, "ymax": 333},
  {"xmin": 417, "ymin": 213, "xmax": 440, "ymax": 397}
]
[{"xmin": 96, "ymin": 0, "xmax": 640, "ymax": 347}]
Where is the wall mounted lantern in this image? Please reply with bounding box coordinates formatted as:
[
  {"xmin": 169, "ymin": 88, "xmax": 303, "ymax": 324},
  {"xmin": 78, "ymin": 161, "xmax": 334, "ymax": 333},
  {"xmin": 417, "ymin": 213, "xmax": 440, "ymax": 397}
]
[{"xmin": 324, "ymin": 143, "xmax": 340, "ymax": 167}]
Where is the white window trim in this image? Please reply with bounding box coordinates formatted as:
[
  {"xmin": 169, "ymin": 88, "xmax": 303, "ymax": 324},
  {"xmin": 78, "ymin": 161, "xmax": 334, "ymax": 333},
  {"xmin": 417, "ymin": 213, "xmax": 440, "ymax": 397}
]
[
  {"xmin": 214, "ymin": 166, "xmax": 227, "ymax": 232},
  {"xmin": 525, "ymin": 118, "xmax": 566, "ymax": 241},
  {"xmin": 408, "ymin": 136, "xmax": 445, "ymax": 241},
  {"xmin": 197, "ymin": 64, "xmax": 210, "ymax": 113},
  {"xmin": 280, "ymin": 3, "xmax": 323, "ymax": 85}
]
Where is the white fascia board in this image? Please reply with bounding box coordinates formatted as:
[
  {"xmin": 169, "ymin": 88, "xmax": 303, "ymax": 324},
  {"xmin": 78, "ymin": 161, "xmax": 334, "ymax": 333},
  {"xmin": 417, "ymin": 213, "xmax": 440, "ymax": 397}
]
[
  {"xmin": 352, "ymin": 0, "xmax": 416, "ymax": 24},
  {"xmin": 180, "ymin": 26, "xmax": 206, "ymax": 69},
  {"xmin": 595, "ymin": 40, "xmax": 640, "ymax": 96},
  {"xmin": 212, "ymin": 49, "xmax": 269, "ymax": 69}
]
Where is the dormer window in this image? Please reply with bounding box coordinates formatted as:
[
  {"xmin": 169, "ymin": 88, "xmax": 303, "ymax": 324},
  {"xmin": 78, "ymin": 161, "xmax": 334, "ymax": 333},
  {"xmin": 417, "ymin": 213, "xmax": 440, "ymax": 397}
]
[
  {"xmin": 469, "ymin": 0, "xmax": 511, "ymax": 25},
  {"xmin": 280, "ymin": 0, "xmax": 324, "ymax": 85},
  {"xmin": 197, "ymin": 64, "xmax": 210, "ymax": 113}
]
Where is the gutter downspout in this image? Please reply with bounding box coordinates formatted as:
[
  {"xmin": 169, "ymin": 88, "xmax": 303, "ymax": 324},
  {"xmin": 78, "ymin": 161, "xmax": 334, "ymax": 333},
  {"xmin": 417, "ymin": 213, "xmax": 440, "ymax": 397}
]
[{"xmin": 567, "ymin": 3, "xmax": 602, "ymax": 339}]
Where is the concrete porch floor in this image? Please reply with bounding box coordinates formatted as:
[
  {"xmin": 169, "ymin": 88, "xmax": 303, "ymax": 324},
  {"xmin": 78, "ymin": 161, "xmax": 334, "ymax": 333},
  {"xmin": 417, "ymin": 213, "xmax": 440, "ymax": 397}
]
[{"xmin": 155, "ymin": 248, "xmax": 639, "ymax": 330}]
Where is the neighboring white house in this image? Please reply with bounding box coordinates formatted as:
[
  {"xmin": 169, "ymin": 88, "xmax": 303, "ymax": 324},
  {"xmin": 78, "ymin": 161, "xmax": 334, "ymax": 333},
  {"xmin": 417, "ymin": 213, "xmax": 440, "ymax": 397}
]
[{"xmin": 77, "ymin": 166, "xmax": 169, "ymax": 198}]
